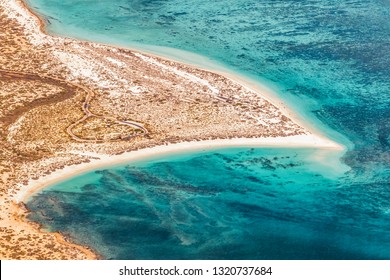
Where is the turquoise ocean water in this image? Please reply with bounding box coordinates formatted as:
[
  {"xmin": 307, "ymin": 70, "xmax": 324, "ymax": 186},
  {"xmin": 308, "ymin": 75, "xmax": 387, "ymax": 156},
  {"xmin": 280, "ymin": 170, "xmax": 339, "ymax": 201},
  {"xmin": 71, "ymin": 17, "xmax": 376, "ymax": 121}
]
[{"xmin": 24, "ymin": 0, "xmax": 390, "ymax": 259}]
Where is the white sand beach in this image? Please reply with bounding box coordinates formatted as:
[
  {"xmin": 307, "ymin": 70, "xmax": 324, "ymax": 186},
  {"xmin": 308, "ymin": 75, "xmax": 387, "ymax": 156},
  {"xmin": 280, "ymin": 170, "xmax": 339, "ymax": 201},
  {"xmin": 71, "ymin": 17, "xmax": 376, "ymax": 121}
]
[{"xmin": 0, "ymin": 0, "xmax": 347, "ymax": 260}]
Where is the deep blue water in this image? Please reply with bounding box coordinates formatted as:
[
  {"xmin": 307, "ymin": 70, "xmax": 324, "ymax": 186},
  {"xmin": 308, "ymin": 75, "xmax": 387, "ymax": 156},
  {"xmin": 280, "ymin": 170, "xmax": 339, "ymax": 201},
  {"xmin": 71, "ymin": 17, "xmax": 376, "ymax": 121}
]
[{"xmin": 24, "ymin": 0, "xmax": 390, "ymax": 259}]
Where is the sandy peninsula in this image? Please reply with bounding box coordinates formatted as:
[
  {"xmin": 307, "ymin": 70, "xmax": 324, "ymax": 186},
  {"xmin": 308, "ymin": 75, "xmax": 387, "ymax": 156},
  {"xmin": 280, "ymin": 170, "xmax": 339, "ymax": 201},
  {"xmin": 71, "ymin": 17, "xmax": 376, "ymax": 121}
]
[{"xmin": 0, "ymin": 0, "xmax": 343, "ymax": 259}]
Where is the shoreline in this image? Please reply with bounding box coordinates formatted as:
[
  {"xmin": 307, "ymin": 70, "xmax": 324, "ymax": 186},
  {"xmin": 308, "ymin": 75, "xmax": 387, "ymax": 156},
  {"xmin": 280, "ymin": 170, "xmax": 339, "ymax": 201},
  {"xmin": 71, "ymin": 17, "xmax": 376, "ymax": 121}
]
[
  {"xmin": 9, "ymin": 201, "xmax": 100, "ymax": 259},
  {"xmin": 112, "ymin": 44, "xmax": 349, "ymax": 146},
  {"xmin": 18, "ymin": 135, "xmax": 344, "ymax": 204},
  {"xmin": 1, "ymin": 0, "xmax": 346, "ymax": 259},
  {"xmin": 20, "ymin": 0, "xmax": 349, "ymax": 148}
]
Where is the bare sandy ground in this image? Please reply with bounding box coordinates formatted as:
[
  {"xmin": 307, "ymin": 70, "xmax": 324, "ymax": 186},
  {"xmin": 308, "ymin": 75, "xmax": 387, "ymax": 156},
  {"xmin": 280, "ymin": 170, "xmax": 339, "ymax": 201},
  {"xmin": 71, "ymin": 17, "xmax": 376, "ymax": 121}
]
[{"xmin": 0, "ymin": 0, "xmax": 344, "ymax": 259}]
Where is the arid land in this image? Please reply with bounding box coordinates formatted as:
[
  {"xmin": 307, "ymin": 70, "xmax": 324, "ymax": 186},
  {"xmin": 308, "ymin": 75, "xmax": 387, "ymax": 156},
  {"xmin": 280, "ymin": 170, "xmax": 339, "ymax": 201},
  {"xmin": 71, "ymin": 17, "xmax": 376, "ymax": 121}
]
[{"xmin": 0, "ymin": 0, "xmax": 341, "ymax": 259}]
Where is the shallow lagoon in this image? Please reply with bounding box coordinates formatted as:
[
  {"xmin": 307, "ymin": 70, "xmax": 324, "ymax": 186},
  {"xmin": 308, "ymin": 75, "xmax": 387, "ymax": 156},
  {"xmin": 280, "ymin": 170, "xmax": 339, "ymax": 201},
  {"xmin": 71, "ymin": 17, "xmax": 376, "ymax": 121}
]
[
  {"xmin": 27, "ymin": 148, "xmax": 390, "ymax": 259},
  {"xmin": 24, "ymin": 0, "xmax": 390, "ymax": 259}
]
